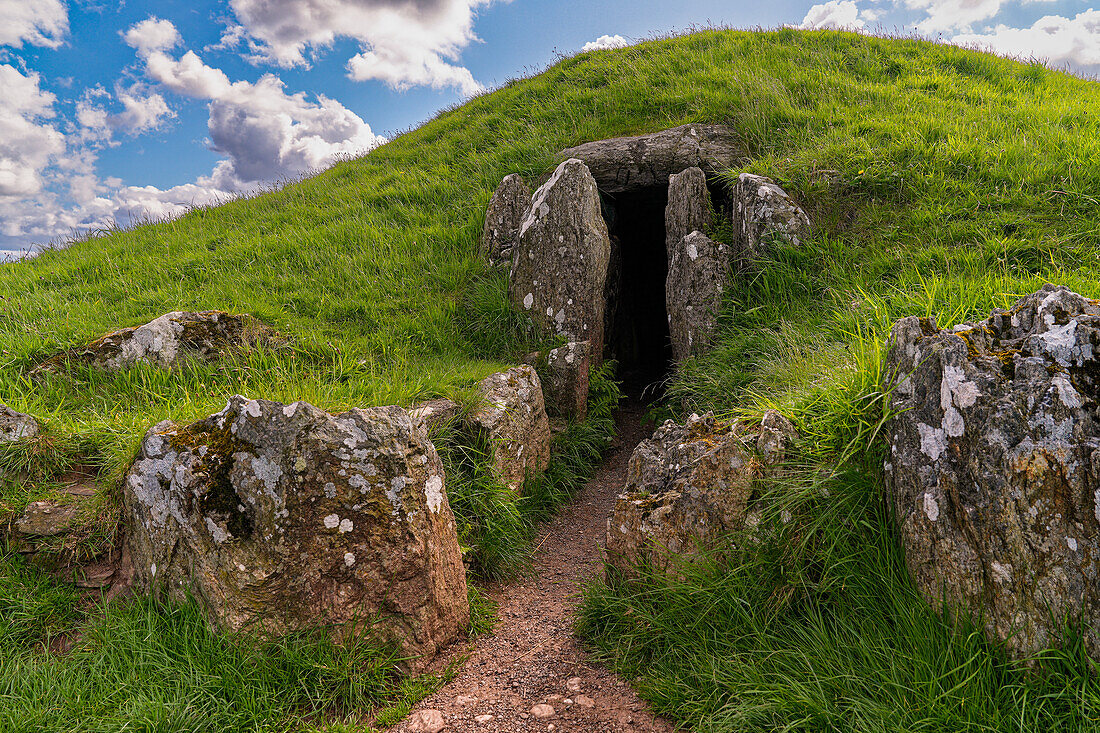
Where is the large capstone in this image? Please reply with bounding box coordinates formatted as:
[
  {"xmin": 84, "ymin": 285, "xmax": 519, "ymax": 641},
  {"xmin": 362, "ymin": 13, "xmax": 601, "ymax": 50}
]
[
  {"xmin": 666, "ymin": 231, "xmax": 730, "ymax": 364},
  {"xmin": 605, "ymin": 411, "xmax": 795, "ymax": 579},
  {"xmin": 731, "ymin": 173, "xmax": 810, "ymax": 265},
  {"xmin": 509, "ymin": 159, "xmax": 611, "ymax": 357},
  {"xmin": 664, "ymin": 167, "xmax": 713, "ymax": 258},
  {"xmin": 884, "ymin": 284, "xmax": 1100, "ymax": 660},
  {"xmin": 480, "ymin": 174, "xmax": 531, "ymax": 266},
  {"xmin": 1, "ymin": 405, "xmax": 38, "ymax": 442},
  {"xmin": 43, "ymin": 311, "xmax": 281, "ymax": 372},
  {"xmin": 560, "ymin": 124, "xmax": 741, "ymax": 193},
  {"xmin": 467, "ymin": 366, "xmax": 551, "ymax": 493},
  {"xmin": 123, "ymin": 395, "xmax": 469, "ymax": 669}
]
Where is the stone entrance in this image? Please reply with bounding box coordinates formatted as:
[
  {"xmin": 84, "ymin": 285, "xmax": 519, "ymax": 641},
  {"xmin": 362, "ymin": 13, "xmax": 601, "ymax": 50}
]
[{"xmin": 487, "ymin": 124, "xmax": 810, "ymax": 402}]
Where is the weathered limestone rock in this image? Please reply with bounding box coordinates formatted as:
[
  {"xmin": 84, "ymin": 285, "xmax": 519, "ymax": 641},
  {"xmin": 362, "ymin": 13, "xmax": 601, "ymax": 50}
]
[
  {"xmin": 560, "ymin": 124, "xmax": 741, "ymax": 193},
  {"xmin": 884, "ymin": 284, "xmax": 1100, "ymax": 660},
  {"xmin": 606, "ymin": 411, "xmax": 795, "ymax": 578},
  {"xmin": 123, "ymin": 395, "xmax": 468, "ymax": 668},
  {"xmin": 666, "ymin": 231, "xmax": 730, "ymax": 364},
  {"xmin": 731, "ymin": 173, "xmax": 810, "ymax": 264},
  {"xmin": 408, "ymin": 398, "xmax": 461, "ymax": 436},
  {"xmin": 545, "ymin": 341, "xmax": 591, "ymax": 420},
  {"xmin": 509, "ymin": 159, "xmax": 611, "ymax": 357},
  {"xmin": 44, "ymin": 311, "xmax": 280, "ymax": 372},
  {"xmin": 468, "ymin": 366, "xmax": 551, "ymax": 493},
  {"xmin": 480, "ymin": 174, "xmax": 531, "ymax": 266},
  {"xmin": 665, "ymin": 167, "xmax": 712, "ymax": 258},
  {"xmin": 0, "ymin": 405, "xmax": 38, "ymax": 442}
]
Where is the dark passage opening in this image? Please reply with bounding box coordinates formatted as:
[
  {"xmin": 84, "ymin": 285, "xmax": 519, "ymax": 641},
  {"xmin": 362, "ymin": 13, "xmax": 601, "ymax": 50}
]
[{"xmin": 601, "ymin": 187, "xmax": 674, "ymax": 399}]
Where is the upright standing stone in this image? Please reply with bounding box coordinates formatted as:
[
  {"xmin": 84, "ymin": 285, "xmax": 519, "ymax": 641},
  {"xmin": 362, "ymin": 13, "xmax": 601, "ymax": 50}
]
[
  {"xmin": 480, "ymin": 174, "xmax": 531, "ymax": 266},
  {"xmin": 666, "ymin": 231, "xmax": 730, "ymax": 363},
  {"xmin": 884, "ymin": 284, "xmax": 1100, "ymax": 660},
  {"xmin": 509, "ymin": 159, "xmax": 611, "ymax": 357},
  {"xmin": 467, "ymin": 366, "xmax": 551, "ymax": 493},
  {"xmin": 665, "ymin": 167, "xmax": 712, "ymax": 258},
  {"xmin": 731, "ymin": 173, "xmax": 810, "ymax": 265},
  {"xmin": 543, "ymin": 341, "xmax": 591, "ymax": 420},
  {"xmin": 123, "ymin": 395, "xmax": 469, "ymax": 669}
]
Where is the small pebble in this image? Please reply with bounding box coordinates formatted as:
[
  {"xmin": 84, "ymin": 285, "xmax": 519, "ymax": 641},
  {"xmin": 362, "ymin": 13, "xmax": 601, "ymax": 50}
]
[
  {"xmin": 575, "ymin": 695, "xmax": 596, "ymax": 708},
  {"xmin": 406, "ymin": 709, "xmax": 445, "ymax": 733},
  {"xmin": 475, "ymin": 714, "xmax": 494, "ymax": 724},
  {"xmin": 566, "ymin": 677, "xmax": 582, "ymax": 692},
  {"xmin": 455, "ymin": 694, "xmax": 478, "ymax": 705},
  {"xmin": 531, "ymin": 704, "xmax": 556, "ymax": 719}
]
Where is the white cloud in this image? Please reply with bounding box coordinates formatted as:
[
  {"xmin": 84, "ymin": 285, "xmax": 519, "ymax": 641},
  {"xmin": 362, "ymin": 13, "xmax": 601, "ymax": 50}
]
[
  {"xmin": 228, "ymin": 0, "xmax": 496, "ymax": 95},
  {"xmin": 123, "ymin": 17, "xmax": 181, "ymax": 57},
  {"xmin": 0, "ymin": 0, "xmax": 67, "ymax": 49},
  {"xmin": 801, "ymin": 1, "xmax": 866, "ymax": 29},
  {"xmin": 110, "ymin": 88, "xmax": 175, "ymax": 134},
  {"xmin": 125, "ymin": 20, "xmax": 384, "ymax": 187},
  {"xmin": 0, "ymin": 65, "xmax": 65, "ymax": 197},
  {"xmin": 582, "ymin": 34, "xmax": 630, "ymax": 52},
  {"xmin": 953, "ymin": 9, "xmax": 1100, "ymax": 73}
]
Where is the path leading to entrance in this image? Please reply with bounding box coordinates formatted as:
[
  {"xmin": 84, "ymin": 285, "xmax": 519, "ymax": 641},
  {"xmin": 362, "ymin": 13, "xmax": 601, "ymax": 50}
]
[{"xmin": 394, "ymin": 406, "xmax": 676, "ymax": 733}]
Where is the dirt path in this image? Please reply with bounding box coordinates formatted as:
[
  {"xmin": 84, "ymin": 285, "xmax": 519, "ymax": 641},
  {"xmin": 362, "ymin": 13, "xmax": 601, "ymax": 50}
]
[{"xmin": 394, "ymin": 405, "xmax": 677, "ymax": 733}]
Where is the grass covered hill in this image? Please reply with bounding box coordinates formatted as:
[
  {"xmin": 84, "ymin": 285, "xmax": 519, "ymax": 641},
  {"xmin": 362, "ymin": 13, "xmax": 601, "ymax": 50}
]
[{"xmin": 4, "ymin": 26, "xmax": 1100, "ymax": 731}]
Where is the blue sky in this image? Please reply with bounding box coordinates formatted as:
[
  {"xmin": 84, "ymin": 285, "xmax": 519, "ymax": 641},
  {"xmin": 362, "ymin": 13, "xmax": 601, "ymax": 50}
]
[{"xmin": 2, "ymin": 0, "xmax": 1098, "ymax": 257}]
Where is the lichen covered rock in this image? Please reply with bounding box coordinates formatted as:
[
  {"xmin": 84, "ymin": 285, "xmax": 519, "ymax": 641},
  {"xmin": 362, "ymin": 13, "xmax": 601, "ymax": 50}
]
[
  {"xmin": 509, "ymin": 159, "xmax": 611, "ymax": 357},
  {"xmin": 408, "ymin": 398, "xmax": 461, "ymax": 436},
  {"xmin": 468, "ymin": 366, "xmax": 551, "ymax": 493},
  {"xmin": 481, "ymin": 174, "xmax": 530, "ymax": 266},
  {"xmin": 560, "ymin": 124, "xmax": 741, "ymax": 194},
  {"xmin": 45, "ymin": 311, "xmax": 280, "ymax": 372},
  {"xmin": 884, "ymin": 284, "xmax": 1100, "ymax": 660},
  {"xmin": 0, "ymin": 405, "xmax": 38, "ymax": 442},
  {"xmin": 664, "ymin": 166, "xmax": 712, "ymax": 258},
  {"xmin": 606, "ymin": 411, "xmax": 795, "ymax": 578},
  {"xmin": 666, "ymin": 231, "xmax": 730, "ymax": 364},
  {"xmin": 123, "ymin": 395, "xmax": 468, "ymax": 668},
  {"xmin": 731, "ymin": 173, "xmax": 810, "ymax": 264},
  {"xmin": 545, "ymin": 341, "xmax": 591, "ymax": 420}
]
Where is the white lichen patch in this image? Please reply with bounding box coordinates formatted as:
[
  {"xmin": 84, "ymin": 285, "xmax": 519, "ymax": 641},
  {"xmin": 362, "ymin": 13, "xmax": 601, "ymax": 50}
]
[
  {"xmin": 922, "ymin": 491, "xmax": 940, "ymax": 522},
  {"xmin": 323, "ymin": 513, "xmax": 340, "ymax": 529},
  {"xmin": 338, "ymin": 518, "xmax": 353, "ymax": 533},
  {"xmin": 324, "ymin": 482, "xmax": 337, "ymax": 498},
  {"xmin": 425, "ymin": 475, "xmax": 444, "ymax": 514},
  {"xmin": 205, "ymin": 516, "xmax": 230, "ymax": 543},
  {"xmin": 251, "ymin": 454, "xmax": 283, "ymax": 497},
  {"xmin": 918, "ymin": 423, "xmax": 947, "ymax": 461},
  {"xmin": 1067, "ymin": 537, "xmax": 1079, "ymax": 552},
  {"xmin": 244, "ymin": 400, "xmax": 262, "ymax": 418},
  {"xmin": 282, "ymin": 402, "xmax": 299, "ymax": 418},
  {"xmin": 1052, "ymin": 372, "xmax": 1084, "ymax": 408},
  {"xmin": 344, "ymin": 552, "xmax": 356, "ymax": 567},
  {"xmin": 523, "ymin": 292, "xmax": 534, "ymax": 309}
]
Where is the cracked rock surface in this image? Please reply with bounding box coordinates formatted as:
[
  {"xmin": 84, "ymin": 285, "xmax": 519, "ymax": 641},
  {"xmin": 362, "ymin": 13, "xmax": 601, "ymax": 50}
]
[
  {"xmin": 123, "ymin": 394, "xmax": 468, "ymax": 670},
  {"xmin": 885, "ymin": 284, "xmax": 1100, "ymax": 659}
]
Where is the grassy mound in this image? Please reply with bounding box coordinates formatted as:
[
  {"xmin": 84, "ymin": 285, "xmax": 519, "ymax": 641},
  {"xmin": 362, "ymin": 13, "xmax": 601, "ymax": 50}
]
[{"xmin": 2, "ymin": 25, "xmax": 1100, "ymax": 731}]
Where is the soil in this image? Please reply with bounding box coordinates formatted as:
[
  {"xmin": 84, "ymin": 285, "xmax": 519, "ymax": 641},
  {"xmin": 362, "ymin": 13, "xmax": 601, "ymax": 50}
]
[{"xmin": 393, "ymin": 404, "xmax": 678, "ymax": 733}]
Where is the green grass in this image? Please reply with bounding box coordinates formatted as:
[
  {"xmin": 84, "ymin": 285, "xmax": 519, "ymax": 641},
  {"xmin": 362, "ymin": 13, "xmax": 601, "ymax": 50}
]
[{"xmin": 3, "ymin": 24, "xmax": 1100, "ymax": 732}]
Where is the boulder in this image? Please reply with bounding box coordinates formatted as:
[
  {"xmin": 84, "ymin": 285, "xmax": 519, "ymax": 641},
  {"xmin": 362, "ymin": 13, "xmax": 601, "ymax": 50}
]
[
  {"xmin": 43, "ymin": 311, "xmax": 280, "ymax": 372},
  {"xmin": 14, "ymin": 500, "xmax": 82, "ymax": 537},
  {"xmin": 408, "ymin": 398, "xmax": 461, "ymax": 436},
  {"xmin": 731, "ymin": 173, "xmax": 810, "ymax": 264},
  {"xmin": 606, "ymin": 411, "xmax": 795, "ymax": 578},
  {"xmin": 560, "ymin": 124, "xmax": 741, "ymax": 193},
  {"xmin": 884, "ymin": 284, "xmax": 1100, "ymax": 660},
  {"xmin": 467, "ymin": 366, "xmax": 551, "ymax": 493},
  {"xmin": 509, "ymin": 159, "xmax": 611, "ymax": 357},
  {"xmin": 480, "ymin": 174, "xmax": 531, "ymax": 266},
  {"xmin": 664, "ymin": 167, "xmax": 713, "ymax": 258},
  {"xmin": 0, "ymin": 405, "xmax": 38, "ymax": 442},
  {"xmin": 123, "ymin": 395, "xmax": 468, "ymax": 668},
  {"xmin": 666, "ymin": 231, "xmax": 730, "ymax": 364}
]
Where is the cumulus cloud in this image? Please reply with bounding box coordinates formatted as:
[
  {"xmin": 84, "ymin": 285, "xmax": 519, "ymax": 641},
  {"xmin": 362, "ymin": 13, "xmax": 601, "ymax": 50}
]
[
  {"xmin": 125, "ymin": 20, "xmax": 384, "ymax": 187},
  {"xmin": 123, "ymin": 16, "xmax": 181, "ymax": 57},
  {"xmin": 227, "ymin": 0, "xmax": 495, "ymax": 94},
  {"xmin": 902, "ymin": 0, "xmax": 1057, "ymax": 34},
  {"xmin": 801, "ymin": 1, "xmax": 866, "ymax": 29},
  {"xmin": 582, "ymin": 34, "xmax": 630, "ymax": 52},
  {"xmin": 953, "ymin": 9, "xmax": 1100, "ymax": 73},
  {"xmin": 0, "ymin": 65, "xmax": 65, "ymax": 197},
  {"xmin": 0, "ymin": 0, "xmax": 67, "ymax": 49}
]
